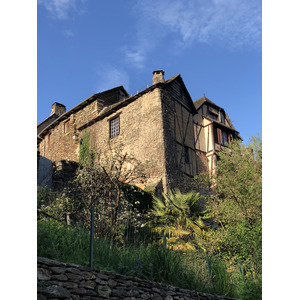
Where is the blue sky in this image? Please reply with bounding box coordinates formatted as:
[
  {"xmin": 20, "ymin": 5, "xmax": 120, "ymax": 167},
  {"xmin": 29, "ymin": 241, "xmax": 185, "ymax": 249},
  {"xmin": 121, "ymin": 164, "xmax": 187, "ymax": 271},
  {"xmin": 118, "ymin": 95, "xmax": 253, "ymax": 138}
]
[
  {"xmin": 2, "ymin": 1, "xmax": 300, "ymax": 297},
  {"xmin": 37, "ymin": 0, "xmax": 262, "ymax": 143}
]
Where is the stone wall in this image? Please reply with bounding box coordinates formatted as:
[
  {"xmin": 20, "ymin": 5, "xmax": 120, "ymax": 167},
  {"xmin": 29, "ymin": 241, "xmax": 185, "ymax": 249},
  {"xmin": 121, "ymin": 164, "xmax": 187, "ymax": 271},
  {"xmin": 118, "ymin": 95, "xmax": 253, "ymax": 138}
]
[
  {"xmin": 38, "ymin": 155, "xmax": 53, "ymax": 188},
  {"xmin": 86, "ymin": 88, "xmax": 168, "ymax": 192},
  {"xmin": 37, "ymin": 75, "xmax": 215, "ymax": 194},
  {"xmin": 37, "ymin": 87, "xmax": 169, "ymax": 192},
  {"xmin": 37, "ymin": 257, "xmax": 239, "ymax": 300}
]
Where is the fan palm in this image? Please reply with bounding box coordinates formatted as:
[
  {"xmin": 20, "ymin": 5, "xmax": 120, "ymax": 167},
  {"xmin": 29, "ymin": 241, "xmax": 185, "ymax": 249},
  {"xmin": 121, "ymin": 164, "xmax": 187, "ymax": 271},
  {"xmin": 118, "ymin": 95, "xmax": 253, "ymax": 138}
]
[{"xmin": 151, "ymin": 189, "xmax": 207, "ymax": 251}]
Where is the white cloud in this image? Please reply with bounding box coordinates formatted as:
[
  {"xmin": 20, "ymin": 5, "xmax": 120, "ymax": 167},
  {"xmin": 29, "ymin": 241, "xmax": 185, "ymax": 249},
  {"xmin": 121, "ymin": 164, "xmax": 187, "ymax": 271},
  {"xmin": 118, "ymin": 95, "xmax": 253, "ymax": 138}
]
[
  {"xmin": 38, "ymin": 0, "xmax": 86, "ymax": 20},
  {"xmin": 125, "ymin": 0, "xmax": 261, "ymax": 64},
  {"xmin": 95, "ymin": 66, "xmax": 130, "ymax": 93}
]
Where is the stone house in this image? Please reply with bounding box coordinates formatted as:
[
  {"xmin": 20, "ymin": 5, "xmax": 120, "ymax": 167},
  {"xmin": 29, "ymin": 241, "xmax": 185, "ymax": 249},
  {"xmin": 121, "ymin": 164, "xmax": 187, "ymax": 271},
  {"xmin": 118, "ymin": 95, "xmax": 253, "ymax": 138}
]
[{"xmin": 37, "ymin": 70, "xmax": 240, "ymax": 193}]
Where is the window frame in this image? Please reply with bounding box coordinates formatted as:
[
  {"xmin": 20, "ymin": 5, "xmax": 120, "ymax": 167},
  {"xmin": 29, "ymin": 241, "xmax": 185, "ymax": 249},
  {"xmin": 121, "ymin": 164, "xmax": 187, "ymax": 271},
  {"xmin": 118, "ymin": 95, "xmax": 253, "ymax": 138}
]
[
  {"xmin": 64, "ymin": 119, "xmax": 70, "ymax": 134},
  {"xmin": 110, "ymin": 115, "xmax": 120, "ymax": 138},
  {"xmin": 222, "ymin": 131, "xmax": 228, "ymax": 146},
  {"xmin": 208, "ymin": 107, "xmax": 219, "ymax": 121},
  {"xmin": 216, "ymin": 127, "xmax": 232, "ymax": 146}
]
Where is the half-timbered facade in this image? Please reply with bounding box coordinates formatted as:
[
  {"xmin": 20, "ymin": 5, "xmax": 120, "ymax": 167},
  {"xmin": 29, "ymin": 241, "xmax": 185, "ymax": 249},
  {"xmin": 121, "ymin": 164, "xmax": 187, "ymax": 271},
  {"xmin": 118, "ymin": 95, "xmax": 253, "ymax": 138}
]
[
  {"xmin": 37, "ymin": 70, "xmax": 240, "ymax": 192},
  {"xmin": 193, "ymin": 95, "xmax": 241, "ymax": 174}
]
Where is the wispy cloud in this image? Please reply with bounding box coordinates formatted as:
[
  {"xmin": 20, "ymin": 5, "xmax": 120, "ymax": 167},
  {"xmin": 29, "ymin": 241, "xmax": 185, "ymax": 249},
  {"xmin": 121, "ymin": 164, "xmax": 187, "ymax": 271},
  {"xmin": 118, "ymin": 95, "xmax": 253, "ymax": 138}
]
[
  {"xmin": 38, "ymin": 0, "xmax": 87, "ymax": 20},
  {"xmin": 123, "ymin": 48, "xmax": 146, "ymax": 69},
  {"xmin": 124, "ymin": 0, "xmax": 261, "ymax": 67},
  {"xmin": 63, "ymin": 29, "xmax": 75, "ymax": 37},
  {"xmin": 122, "ymin": 39, "xmax": 154, "ymax": 69},
  {"xmin": 136, "ymin": 0, "xmax": 261, "ymax": 48},
  {"xmin": 95, "ymin": 65, "xmax": 130, "ymax": 93}
]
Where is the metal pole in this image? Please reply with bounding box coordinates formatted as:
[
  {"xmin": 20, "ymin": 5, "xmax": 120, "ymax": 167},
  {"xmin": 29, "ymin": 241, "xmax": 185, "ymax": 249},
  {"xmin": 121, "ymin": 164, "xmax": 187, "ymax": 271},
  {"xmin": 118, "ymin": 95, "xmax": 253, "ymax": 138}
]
[
  {"xmin": 163, "ymin": 234, "xmax": 166, "ymax": 249},
  {"xmin": 89, "ymin": 205, "xmax": 94, "ymax": 268}
]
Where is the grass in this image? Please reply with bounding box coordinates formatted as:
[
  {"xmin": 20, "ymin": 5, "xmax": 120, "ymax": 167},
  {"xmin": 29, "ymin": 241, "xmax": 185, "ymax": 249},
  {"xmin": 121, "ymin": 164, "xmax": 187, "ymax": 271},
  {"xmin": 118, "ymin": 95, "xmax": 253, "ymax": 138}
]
[{"xmin": 37, "ymin": 220, "xmax": 261, "ymax": 299}]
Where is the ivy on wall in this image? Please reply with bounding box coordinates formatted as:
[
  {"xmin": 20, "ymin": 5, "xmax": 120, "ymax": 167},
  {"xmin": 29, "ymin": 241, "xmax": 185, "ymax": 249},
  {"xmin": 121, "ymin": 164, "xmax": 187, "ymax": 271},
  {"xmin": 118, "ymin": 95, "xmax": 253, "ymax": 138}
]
[{"xmin": 79, "ymin": 131, "xmax": 91, "ymax": 165}]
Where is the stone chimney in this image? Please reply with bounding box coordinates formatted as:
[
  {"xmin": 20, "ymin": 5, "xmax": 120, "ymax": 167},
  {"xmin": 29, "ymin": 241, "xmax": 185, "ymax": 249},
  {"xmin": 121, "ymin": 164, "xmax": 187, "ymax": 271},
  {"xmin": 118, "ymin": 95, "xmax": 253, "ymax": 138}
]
[
  {"xmin": 152, "ymin": 70, "xmax": 165, "ymax": 85},
  {"xmin": 51, "ymin": 102, "xmax": 66, "ymax": 117}
]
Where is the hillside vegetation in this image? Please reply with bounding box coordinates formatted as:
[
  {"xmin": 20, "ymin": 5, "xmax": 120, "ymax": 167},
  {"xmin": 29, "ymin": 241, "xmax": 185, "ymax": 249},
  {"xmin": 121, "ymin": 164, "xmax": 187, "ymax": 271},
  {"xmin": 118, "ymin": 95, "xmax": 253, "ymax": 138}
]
[{"xmin": 37, "ymin": 136, "xmax": 262, "ymax": 300}]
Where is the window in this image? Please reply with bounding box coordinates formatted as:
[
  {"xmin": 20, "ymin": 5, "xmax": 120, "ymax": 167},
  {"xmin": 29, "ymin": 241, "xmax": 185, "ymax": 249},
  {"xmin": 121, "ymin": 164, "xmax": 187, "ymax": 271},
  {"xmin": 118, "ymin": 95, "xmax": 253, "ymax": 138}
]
[
  {"xmin": 110, "ymin": 116, "xmax": 120, "ymax": 138},
  {"xmin": 222, "ymin": 131, "xmax": 228, "ymax": 145},
  {"xmin": 183, "ymin": 146, "xmax": 189, "ymax": 163},
  {"xmin": 208, "ymin": 112, "xmax": 218, "ymax": 120},
  {"xmin": 208, "ymin": 107, "xmax": 219, "ymax": 121},
  {"xmin": 216, "ymin": 127, "xmax": 230, "ymax": 145},
  {"xmin": 64, "ymin": 120, "xmax": 70, "ymax": 133}
]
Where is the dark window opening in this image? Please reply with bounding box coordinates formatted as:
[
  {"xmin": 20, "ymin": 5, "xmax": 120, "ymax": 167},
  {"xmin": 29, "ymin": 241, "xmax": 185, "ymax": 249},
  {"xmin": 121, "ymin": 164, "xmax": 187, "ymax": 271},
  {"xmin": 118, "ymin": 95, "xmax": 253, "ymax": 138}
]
[
  {"xmin": 208, "ymin": 107, "xmax": 219, "ymax": 121},
  {"xmin": 208, "ymin": 111, "xmax": 219, "ymax": 120},
  {"xmin": 215, "ymin": 127, "xmax": 231, "ymax": 146},
  {"xmin": 110, "ymin": 116, "xmax": 120, "ymax": 138},
  {"xmin": 222, "ymin": 131, "xmax": 228, "ymax": 145},
  {"xmin": 183, "ymin": 146, "xmax": 190, "ymax": 163}
]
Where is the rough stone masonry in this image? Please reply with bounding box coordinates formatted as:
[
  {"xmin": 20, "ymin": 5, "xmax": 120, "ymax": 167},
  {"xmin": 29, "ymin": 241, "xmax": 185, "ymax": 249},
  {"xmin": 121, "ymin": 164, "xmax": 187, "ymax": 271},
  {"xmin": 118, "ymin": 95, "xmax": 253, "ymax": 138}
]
[{"xmin": 37, "ymin": 257, "xmax": 239, "ymax": 300}]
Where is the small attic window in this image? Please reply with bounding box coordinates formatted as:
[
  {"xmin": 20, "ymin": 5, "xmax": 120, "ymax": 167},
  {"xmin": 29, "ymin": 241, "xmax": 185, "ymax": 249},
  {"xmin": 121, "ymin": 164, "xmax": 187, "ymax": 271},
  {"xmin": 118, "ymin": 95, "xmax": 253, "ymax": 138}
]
[
  {"xmin": 110, "ymin": 116, "xmax": 120, "ymax": 138},
  {"xmin": 208, "ymin": 112, "xmax": 218, "ymax": 121},
  {"xmin": 208, "ymin": 107, "xmax": 219, "ymax": 121}
]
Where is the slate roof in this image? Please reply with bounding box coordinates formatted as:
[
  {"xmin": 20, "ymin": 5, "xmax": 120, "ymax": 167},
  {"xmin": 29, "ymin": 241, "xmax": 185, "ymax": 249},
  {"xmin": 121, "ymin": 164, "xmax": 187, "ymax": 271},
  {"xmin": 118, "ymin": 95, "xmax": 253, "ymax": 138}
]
[
  {"xmin": 37, "ymin": 86, "xmax": 129, "ymax": 139},
  {"xmin": 194, "ymin": 95, "xmax": 220, "ymax": 110},
  {"xmin": 77, "ymin": 74, "xmax": 195, "ymax": 130},
  {"xmin": 37, "ymin": 113, "xmax": 60, "ymax": 135},
  {"xmin": 37, "ymin": 74, "xmax": 194, "ymax": 139}
]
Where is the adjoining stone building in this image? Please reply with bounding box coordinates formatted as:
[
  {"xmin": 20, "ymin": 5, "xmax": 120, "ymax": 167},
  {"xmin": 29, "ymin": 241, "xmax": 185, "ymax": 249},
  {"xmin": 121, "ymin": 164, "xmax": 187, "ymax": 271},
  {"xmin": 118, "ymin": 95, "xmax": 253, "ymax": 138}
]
[{"xmin": 37, "ymin": 70, "xmax": 240, "ymax": 193}]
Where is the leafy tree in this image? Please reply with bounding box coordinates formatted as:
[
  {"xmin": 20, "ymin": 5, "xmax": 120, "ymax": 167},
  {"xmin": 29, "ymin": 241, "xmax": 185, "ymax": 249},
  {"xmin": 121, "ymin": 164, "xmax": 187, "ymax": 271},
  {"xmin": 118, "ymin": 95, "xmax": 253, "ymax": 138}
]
[
  {"xmin": 199, "ymin": 135, "xmax": 262, "ymax": 272},
  {"xmin": 68, "ymin": 143, "xmax": 150, "ymax": 243},
  {"xmin": 37, "ymin": 186, "xmax": 72, "ymax": 223}
]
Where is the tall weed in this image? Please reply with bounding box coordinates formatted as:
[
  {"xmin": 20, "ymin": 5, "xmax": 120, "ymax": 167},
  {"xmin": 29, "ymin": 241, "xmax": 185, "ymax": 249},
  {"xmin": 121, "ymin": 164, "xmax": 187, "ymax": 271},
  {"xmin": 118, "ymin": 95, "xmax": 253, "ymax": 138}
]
[
  {"xmin": 37, "ymin": 220, "xmax": 261, "ymax": 299},
  {"xmin": 205, "ymin": 256, "xmax": 233, "ymax": 296}
]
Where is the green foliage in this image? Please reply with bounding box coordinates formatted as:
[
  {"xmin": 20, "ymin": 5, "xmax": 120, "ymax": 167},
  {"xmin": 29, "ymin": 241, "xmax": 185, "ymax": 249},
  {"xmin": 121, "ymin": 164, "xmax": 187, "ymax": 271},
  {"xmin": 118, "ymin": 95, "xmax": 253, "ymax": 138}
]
[
  {"xmin": 37, "ymin": 136, "xmax": 262, "ymax": 299},
  {"xmin": 196, "ymin": 135, "xmax": 262, "ymax": 273},
  {"xmin": 235, "ymin": 273, "xmax": 262, "ymax": 300},
  {"xmin": 150, "ymin": 189, "xmax": 208, "ymax": 250},
  {"xmin": 37, "ymin": 220, "xmax": 203, "ymax": 291},
  {"xmin": 38, "ymin": 218, "xmax": 261, "ymax": 299},
  {"xmin": 38, "ymin": 143, "xmax": 153, "ymax": 245},
  {"xmin": 78, "ymin": 131, "xmax": 91, "ymax": 165},
  {"xmin": 37, "ymin": 220, "xmax": 90, "ymax": 265},
  {"xmin": 205, "ymin": 255, "xmax": 233, "ymax": 296},
  {"xmin": 122, "ymin": 184, "xmax": 153, "ymax": 214},
  {"xmin": 37, "ymin": 186, "xmax": 67, "ymax": 222}
]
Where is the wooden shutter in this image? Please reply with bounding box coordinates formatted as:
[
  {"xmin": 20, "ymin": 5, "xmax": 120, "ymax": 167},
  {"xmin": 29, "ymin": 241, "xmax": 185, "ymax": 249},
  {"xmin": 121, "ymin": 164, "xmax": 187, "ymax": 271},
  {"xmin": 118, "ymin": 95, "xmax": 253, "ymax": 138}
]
[
  {"xmin": 217, "ymin": 128, "xmax": 222, "ymax": 144},
  {"xmin": 228, "ymin": 134, "xmax": 231, "ymax": 143}
]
